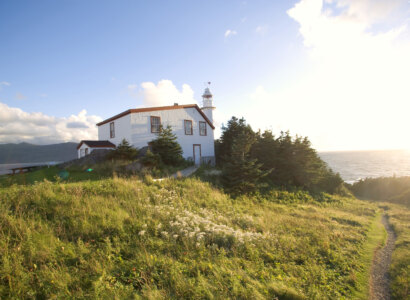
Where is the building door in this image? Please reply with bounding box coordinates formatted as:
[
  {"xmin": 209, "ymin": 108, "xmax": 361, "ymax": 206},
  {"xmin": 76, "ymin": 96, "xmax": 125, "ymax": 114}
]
[{"xmin": 193, "ymin": 144, "xmax": 201, "ymax": 165}]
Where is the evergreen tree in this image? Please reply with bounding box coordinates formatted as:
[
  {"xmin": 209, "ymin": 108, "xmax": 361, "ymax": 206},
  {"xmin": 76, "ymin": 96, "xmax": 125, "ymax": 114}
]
[
  {"xmin": 217, "ymin": 116, "xmax": 344, "ymax": 194},
  {"xmin": 251, "ymin": 130, "xmax": 279, "ymax": 178},
  {"xmin": 221, "ymin": 129, "xmax": 270, "ymax": 196},
  {"xmin": 141, "ymin": 149, "xmax": 161, "ymax": 168},
  {"xmin": 251, "ymin": 130, "xmax": 343, "ymax": 192},
  {"xmin": 107, "ymin": 139, "xmax": 138, "ymax": 160},
  {"xmin": 150, "ymin": 125, "xmax": 183, "ymax": 166},
  {"xmin": 216, "ymin": 117, "xmax": 255, "ymax": 166}
]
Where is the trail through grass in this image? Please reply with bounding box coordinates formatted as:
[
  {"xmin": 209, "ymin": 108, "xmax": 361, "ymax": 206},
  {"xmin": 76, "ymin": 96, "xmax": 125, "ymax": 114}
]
[
  {"xmin": 381, "ymin": 203, "xmax": 410, "ymax": 300},
  {"xmin": 350, "ymin": 213, "xmax": 386, "ymax": 300},
  {"xmin": 369, "ymin": 215, "xmax": 395, "ymax": 300}
]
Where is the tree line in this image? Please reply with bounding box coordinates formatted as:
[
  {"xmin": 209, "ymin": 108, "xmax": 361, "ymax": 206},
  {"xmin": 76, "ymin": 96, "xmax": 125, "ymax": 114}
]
[
  {"xmin": 349, "ymin": 176, "xmax": 410, "ymax": 207},
  {"xmin": 216, "ymin": 117, "xmax": 344, "ymax": 196}
]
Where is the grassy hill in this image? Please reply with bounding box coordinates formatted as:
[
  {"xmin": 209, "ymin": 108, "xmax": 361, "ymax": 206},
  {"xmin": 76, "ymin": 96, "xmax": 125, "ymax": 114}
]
[
  {"xmin": 0, "ymin": 142, "xmax": 78, "ymax": 163},
  {"xmin": 0, "ymin": 173, "xmax": 396, "ymax": 299}
]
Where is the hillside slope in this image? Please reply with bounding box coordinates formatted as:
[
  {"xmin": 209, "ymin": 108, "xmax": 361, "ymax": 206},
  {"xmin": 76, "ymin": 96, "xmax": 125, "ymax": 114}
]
[
  {"xmin": 0, "ymin": 142, "xmax": 78, "ymax": 163},
  {"xmin": 0, "ymin": 177, "xmax": 385, "ymax": 299}
]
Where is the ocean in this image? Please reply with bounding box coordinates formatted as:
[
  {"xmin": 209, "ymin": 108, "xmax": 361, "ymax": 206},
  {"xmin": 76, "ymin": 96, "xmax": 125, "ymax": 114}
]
[{"xmin": 319, "ymin": 150, "xmax": 410, "ymax": 184}]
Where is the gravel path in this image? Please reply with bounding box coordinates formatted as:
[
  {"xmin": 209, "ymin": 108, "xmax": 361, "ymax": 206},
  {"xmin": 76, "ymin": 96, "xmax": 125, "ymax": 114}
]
[{"xmin": 369, "ymin": 215, "xmax": 396, "ymax": 300}]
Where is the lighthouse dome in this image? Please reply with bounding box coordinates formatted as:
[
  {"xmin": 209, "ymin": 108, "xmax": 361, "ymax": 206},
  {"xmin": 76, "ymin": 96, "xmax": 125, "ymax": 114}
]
[{"xmin": 202, "ymin": 87, "xmax": 212, "ymax": 98}]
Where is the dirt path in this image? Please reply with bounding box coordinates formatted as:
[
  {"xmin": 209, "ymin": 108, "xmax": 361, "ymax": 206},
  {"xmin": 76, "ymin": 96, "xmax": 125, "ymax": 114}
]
[{"xmin": 369, "ymin": 215, "xmax": 396, "ymax": 300}]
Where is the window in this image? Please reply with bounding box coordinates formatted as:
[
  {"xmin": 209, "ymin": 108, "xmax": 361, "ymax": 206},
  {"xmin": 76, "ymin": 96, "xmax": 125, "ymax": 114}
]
[
  {"xmin": 184, "ymin": 120, "xmax": 193, "ymax": 135},
  {"xmin": 199, "ymin": 121, "xmax": 207, "ymax": 136},
  {"xmin": 151, "ymin": 116, "xmax": 161, "ymax": 133},
  {"xmin": 110, "ymin": 122, "xmax": 115, "ymax": 138},
  {"xmin": 85, "ymin": 148, "xmax": 89, "ymax": 155}
]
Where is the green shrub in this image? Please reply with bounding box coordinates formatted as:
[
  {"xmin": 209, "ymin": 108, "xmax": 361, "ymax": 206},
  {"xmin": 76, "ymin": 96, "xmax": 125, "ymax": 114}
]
[
  {"xmin": 107, "ymin": 139, "xmax": 138, "ymax": 161},
  {"xmin": 141, "ymin": 150, "xmax": 162, "ymax": 168}
]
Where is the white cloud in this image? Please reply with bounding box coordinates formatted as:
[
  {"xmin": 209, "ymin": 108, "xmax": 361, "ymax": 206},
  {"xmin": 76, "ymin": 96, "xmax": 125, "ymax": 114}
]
[
  {"xmin": 246, "ymin": 0, "xmax": 410, "ymax": 151},
  {"xmin": 129, "ymin": 79, "xmax": 198, "ymax": 107},
  {"xmin": 0, "ymin": 81, "xmax": 10, "ymax": 90},
  {"xmin": 224, "ymin": 29, "xmax": 237, "ymax": 38},
  {"xmin": 66, "ymin": 121, "xmax": 89, "ymax": 128},
  {"xmin": 0, "ymin": 102, "xmax": 102, "ymax": 144},
  {"xmin": 255, "ymin": 25, "xmax": 268, "ymax": 34}
]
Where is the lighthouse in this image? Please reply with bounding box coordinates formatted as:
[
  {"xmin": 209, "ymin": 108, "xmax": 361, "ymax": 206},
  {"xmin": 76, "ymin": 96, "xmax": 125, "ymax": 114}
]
[{"xmin": 201, "ymin": 84, "xmax": 215, "ymax": 125}]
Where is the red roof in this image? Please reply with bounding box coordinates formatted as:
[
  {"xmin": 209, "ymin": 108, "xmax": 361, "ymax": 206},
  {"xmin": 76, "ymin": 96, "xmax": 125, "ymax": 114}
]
[
  {"xmin": 77, "ymin": 140, "xmax": 116, "ymax": 150},
  {"xmin": 96, "ymin": 104, "xmax": 215, "ymax": 129}
]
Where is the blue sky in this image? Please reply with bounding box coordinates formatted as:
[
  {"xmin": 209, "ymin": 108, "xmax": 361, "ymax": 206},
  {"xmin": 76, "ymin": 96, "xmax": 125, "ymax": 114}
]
[
  {"xmin": 1, "ymin": 0, "xmax": 410, "ymax": 150},
  {"xmin": 0, "ymin": 1, "xmax": 302, "ymax": 116}
]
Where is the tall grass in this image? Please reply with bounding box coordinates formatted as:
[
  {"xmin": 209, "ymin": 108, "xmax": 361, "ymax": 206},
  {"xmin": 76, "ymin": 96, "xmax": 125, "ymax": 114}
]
[
  {"xmin": 380, "ymin": 203, "xmax": 410, "ymax": 299},
  {"xmin": 0, "ymin": 177, "xmax": 384, "ymax": 299}
]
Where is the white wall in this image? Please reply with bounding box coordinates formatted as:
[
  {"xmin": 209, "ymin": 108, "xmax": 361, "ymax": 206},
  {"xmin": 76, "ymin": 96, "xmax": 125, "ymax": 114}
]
[
  {"xmin": 202, "ymin": 107, "xmax": 214, "ymax": 125},
  {"xmin": 78, "ymin": 143, "xmax": 89, "ymax": 158},
  {"xmin": 97, "ymin": 107, "xmax": 215, "ymax": 162},
  {"xmin": 98, "ymin": 114, "xmax": 132, "ymax": 146},
  {"xmin": 77, "ymin": 144, "xmax": 114, "ymax": 159}
]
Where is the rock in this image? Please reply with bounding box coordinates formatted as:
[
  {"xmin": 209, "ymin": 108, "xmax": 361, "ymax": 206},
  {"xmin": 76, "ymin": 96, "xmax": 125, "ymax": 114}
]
[
  {"xmin": 125, "ymin": 161, "xmax": 142, "ymax": 173},
  {"xmin": 59, "ymin": 149, "xmax": 112, "ymax": 168}
]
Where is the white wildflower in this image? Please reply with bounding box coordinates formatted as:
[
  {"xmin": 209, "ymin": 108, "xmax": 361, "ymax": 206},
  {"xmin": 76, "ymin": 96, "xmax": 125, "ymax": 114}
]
[{"xmin": 138, "ymin": 230, "xmax": 146, "ymax": 236}]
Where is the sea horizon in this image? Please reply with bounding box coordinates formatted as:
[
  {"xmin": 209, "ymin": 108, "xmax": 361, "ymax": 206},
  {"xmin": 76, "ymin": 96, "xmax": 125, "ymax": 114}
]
[{"xmin": 319, "ymin": 149, "xmax": 410, "ymax": 184}]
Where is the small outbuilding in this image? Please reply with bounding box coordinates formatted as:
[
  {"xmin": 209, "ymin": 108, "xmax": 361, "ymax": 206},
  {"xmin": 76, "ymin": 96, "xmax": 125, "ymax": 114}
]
[{"xmin": 77, "ymin": 140, "xmax": 115, "ymax": 158}]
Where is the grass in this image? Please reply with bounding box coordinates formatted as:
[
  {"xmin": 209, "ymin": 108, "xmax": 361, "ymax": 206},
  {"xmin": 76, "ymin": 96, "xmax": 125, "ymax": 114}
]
[
  {"xmin": 0, "ymin": 174, "xmax": 390, "ymax": 299},
  {"xmin": 0, "ymin": 166, "xmax": 106, "ymax": 187},
  {"xmin": 380, "ymin": 203, "xmax": 410, "ymax": 300},
  {"xmin": 0, "ymin": 160, "xmax": 192, "ymax": 188},
  {"xmin": 352, "ymin": 213, "xmax": 387, "ymax": 299}
]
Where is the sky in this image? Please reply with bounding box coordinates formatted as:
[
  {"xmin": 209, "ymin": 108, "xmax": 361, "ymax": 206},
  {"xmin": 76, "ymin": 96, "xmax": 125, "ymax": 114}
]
[{"xmin": 0, "ymin": 0, "xmax": 409, "ymax": 151}]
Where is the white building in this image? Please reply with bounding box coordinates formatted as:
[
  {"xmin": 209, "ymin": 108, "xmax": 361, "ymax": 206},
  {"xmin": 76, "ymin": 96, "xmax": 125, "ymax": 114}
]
[
  {"xmin": 77, "ymin": 140, "xmax": 116, "ymax": 158},
  {"xmin": 90, "ymin": 86, "xmax": 216, "ymax": 165}
]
